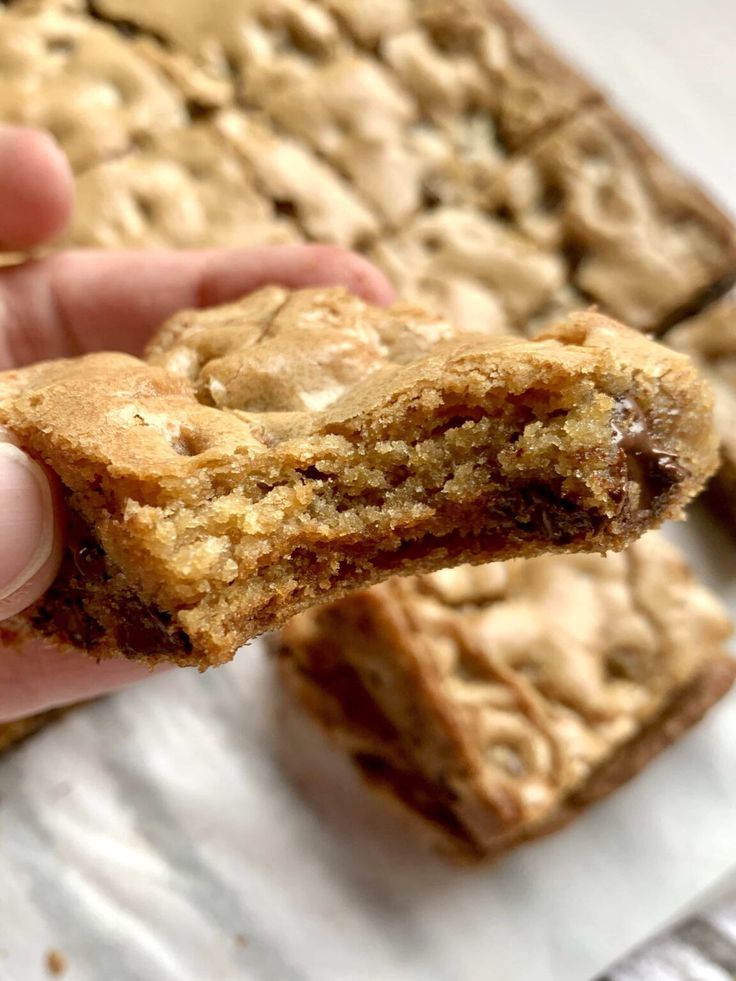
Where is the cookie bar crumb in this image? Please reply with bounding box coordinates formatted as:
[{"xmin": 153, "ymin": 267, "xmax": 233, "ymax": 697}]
[{"xmin": 45, "ymin": 949, "xmax": 67, "ymax": 977}]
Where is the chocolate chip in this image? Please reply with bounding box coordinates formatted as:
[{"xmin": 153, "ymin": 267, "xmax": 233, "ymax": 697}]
[
  {"xmin": 66, "ymin": 511, "xmax": 111, "ymax": 581},
  {"xmin": 113, "ymin": 600, "xmax": 191, "ymax": 658},
  {"xmin": 36, "ymin": 510, "xmax": 191, "ymax": 659},
  {"xmin": 31, "ymin": 600, "xmax": 105, "ymax": 651},
  {"xmin": 72, "ymin": 541, "xmax": 108, "ymax": 580},
  {"xmin": 613, "ymin": 396, "xmax": 688, "ymax": 510}
]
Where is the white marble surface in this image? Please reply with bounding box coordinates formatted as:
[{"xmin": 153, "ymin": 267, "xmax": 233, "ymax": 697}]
[{"xmin": 1, "ymin": 3, "xmax": 736, "ymax": 980}]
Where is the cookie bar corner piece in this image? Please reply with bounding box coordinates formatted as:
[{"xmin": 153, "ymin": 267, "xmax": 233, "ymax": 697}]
[{"xmin": 274, "ymin": 534, "xmax": 735, "ymax": 859}]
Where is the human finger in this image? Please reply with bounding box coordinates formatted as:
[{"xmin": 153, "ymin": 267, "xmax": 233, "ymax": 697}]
[
  {"xmin": 0, "ymin": 244, "xmax": 396, "ymax": 368},
  {"xmin": 0, "ymin": 126, "xmax": 74, "ymax": 251},
  {"xmin": 0, "ymin": 431, "xmax": 63, "ymax": 622}
]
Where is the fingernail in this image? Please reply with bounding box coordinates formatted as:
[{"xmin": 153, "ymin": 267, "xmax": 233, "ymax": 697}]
[{"xmin": 0, "ymin": 443, "xmax": 55, "ymax": 603}]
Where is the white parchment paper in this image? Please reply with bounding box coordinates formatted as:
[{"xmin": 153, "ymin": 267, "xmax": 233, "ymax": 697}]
[
  {"xmin": 2, "ymin": 2, "xmax": 736, "ymax": 978},
  {"xmin": 0, "ymin": 518, "xmax": 733, "ymax": 981}
]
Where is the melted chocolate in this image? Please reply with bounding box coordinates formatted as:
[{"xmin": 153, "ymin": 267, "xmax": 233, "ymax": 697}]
[
  {"xmin": 112, "ymin": 599, "xmax": 190, "ymax": 659},
  {"xmin": 488, "ymin": 483, "xmax": 601, "ymax": 546},
  {"xmin": 30, "ymin": 511, "xmax": 192, "ymax": 660},
  {"xmin": 613, "ymin": 397, "xmax": 688, "ymax": 510},
  {"xmin": 72, "ymin": 541, "xmax": 109, "ymax": 580}
]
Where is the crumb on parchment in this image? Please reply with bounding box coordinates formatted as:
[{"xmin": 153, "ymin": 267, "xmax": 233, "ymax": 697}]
[{"xmin": 45, "ymin": 948, "xmax": 67, "ymax": 977}]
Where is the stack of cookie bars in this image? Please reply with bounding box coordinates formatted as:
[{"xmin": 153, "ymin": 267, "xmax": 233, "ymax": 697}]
[{"xmin": 1, "ymin": 0, "xmax": 735, "ymax": 858}]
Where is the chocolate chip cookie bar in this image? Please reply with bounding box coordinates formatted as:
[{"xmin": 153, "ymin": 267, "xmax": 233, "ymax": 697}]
[
  {"xmin": 0, "ymin": 288, "xmax": 717, "ymax": 667},
  {"xmin": 275, "ymin": 534, "xmax": 735, "ymax": 859},
  {"xmin": 369, "ymin": 206, "xmax": 567, "ymax": 337},
  {"xmin": 67, "ymin": 121, "xmax": 298, "ymax": 249},
  {"xmin": 4, "ymin": 1, "xmax": 736, "ymax": 343},
  {"xmin": 487, "ymin": 108, "xmax": 736, "ymax": 333},
  {"xmin": 87, "ymin": 0, "xmax": 599, "ymax": 155},
  {"xmin": 666, "ymin": 292, "xmax": 736, "ymax": 527}
]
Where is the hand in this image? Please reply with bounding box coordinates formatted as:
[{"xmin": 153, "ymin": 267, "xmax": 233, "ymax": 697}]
[{"xmin": 0, "ymin": 124, "xmax": 394, "ymax": 724}]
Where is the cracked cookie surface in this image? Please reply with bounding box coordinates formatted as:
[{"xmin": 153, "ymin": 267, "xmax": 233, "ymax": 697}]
[
  {"xmin": 0, "ymin": 6, "xmax": 188, "ymax": 170},
  {"xmin": 0, "ymin": 288, "xmax": 719, "ymax": 668},
  {"xmin": 66, "ymin": 121, "xmax": 298, "ymax": 248},
  {"xmin": 276, "ymin": 533, "xmax": 735, "ymax": 859}
]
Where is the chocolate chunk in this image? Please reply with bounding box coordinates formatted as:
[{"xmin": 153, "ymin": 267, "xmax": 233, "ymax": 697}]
[
  {"xmin": 614, "ymin": 397, "xmax": 688, "ymax": 510},
  {"xmin": 490, "ymin": 483, "xmax": 601, "ymax": 545},
  {"xmin": 29, "ymin": 596, "xmax": 106, "ymax": 651},
  {"xmin": 66, "ymin": 511, "xmax": 111, "ymax": 581},
  {"xmin": 72, "ymin": 542, "xmax": 109, "ymax": 580},
  {"xmin": 26, "ymin": 512, "xmax": 191, "ymax": 660},
  {"xmin": 113, "ymin": 599, "xmax": 191, "ymax": 659}
]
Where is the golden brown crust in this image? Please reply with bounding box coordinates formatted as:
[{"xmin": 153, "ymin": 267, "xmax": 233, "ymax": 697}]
[
  {"xmin": 215, "ymin": 110, "xmax": 380, "ymax": 249},
  {"xmin": 369, "ymin": 208, "xmax": 567, "ymax": 336},
  {"xmin": 426, "ymin": 0, "xmax": 602, "ymax": 146},
  {"xmin": 276, "ymin": 535, "xmax": 735, "ymax": 859},
  {"xmin": 88, "ymin": 0, "xmax": 598, "ymax": 149},
  {"xmin": 0, "ymin": 289, "xmax": 718, "ymax": 667}
]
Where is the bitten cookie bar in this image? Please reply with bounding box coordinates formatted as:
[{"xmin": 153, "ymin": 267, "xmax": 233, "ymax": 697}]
[
  {"xmin": 275, "ymin": 534, "xmax": 735, "ymax": 860},
  {"xmin": 0, "ymin": 288, "xmax": 718, "ymax": 668},
  {"xmin": 666, "ymin": 292, "xmax": 736, "ymax": 527}
]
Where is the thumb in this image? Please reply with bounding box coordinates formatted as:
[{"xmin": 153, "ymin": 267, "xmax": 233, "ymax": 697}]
[{"xmin": 0, "ymin": 434, "xmax": 63, "ymax": 621}]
